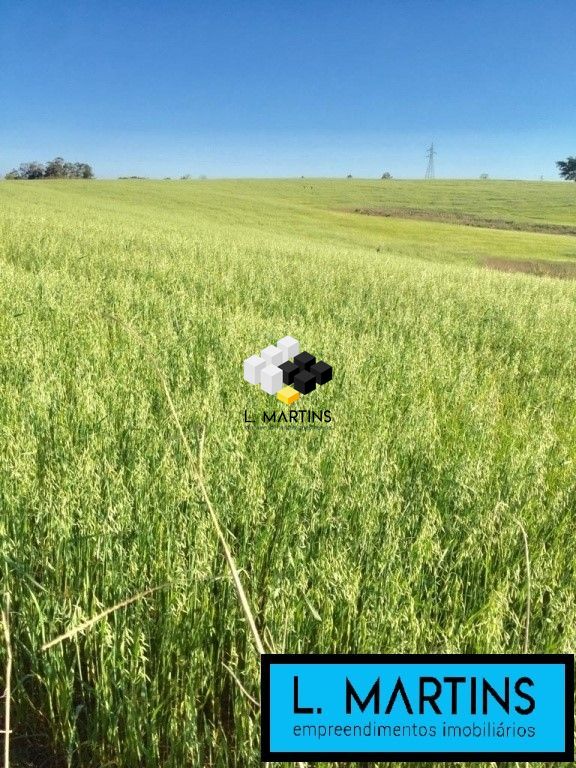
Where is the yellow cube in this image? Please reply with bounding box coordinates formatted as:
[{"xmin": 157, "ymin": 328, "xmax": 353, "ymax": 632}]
[{"xmin": 276, "ymin": 385, "xmax": 300, "ymax": 405}]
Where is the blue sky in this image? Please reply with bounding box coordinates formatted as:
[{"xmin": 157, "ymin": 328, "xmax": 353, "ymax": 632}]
[{"xmin": 1, "ymin": 1, "xmax": 574, "ymax": 179}]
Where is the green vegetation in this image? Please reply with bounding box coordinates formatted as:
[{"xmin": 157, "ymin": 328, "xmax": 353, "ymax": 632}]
[
  {"xmin": 5, "ymin": 157, "xmax": 94, "ymax": 181},
  {"xmin": 556, "ymin": 156, "xmax": 576, "ymax": 182},
  {"xmin": 1, "ymin": 179, "xmax": 575, "ymax": 767}
]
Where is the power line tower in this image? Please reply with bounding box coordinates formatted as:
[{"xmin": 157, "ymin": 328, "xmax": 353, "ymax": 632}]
[{"xmin": 425, "ymin": 142, "xmax": 436, "ymax": 179}]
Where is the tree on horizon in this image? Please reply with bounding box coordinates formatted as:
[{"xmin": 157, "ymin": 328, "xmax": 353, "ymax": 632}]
[
  {"xmin": 5, "ymin": 157, "xmax": 94, "ymax": 179},
  {"xmin": 556, "ymin": 156, "xmax": 576, "ymax": 181}
]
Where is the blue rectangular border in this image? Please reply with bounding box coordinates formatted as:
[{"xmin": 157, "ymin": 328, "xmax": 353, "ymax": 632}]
[{"xmin": 261, "ymin": 653, "xmax": 574, "ymax": 762}]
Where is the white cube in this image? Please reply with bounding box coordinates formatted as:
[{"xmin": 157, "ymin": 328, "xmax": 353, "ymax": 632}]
[
  {"xmin": 260, "ymin": 364, "xmax": 283, "ymax": 394},
  {"xmin": 277, "ymin": 335, "xmax": 300, "ymax": 359},
  {"xmin": 261, "ymin": 344, "xmax": 285, "ymax": 366},
  {"xmin": 243, "ymin": 355, "xmax": 266, "ymax": 385}
]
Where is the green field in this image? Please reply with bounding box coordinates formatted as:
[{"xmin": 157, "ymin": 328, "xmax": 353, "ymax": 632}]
[{"xmin": 1, "ymin": 179, "xmax": 576, "ymax": 767}]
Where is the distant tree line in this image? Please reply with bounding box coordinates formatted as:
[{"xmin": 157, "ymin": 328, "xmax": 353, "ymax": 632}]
[
  {"xmin": 5, "ymin": 157, "xmax": 94, "ymax": 180},
  {"xmin": 556, "ymin": 156, "xmax": 576, "ymax": 181}
]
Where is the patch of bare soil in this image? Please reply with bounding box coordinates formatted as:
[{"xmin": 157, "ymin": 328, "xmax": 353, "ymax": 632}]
[
  {"xmin": 483, "ymin": 257, "xmax": 576, "ymax": 279},
  {"xmin": 349, "ymin": 207, "xmax": 576, "ymax": 236}
]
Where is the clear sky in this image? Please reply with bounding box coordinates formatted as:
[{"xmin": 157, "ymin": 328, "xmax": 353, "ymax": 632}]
[{"xmin": 1, "ymin": 1, "xmax": 574, "ymax": 179}]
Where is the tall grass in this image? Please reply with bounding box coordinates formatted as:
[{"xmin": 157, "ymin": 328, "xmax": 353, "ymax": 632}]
[{"xmin": 1, "ymin": 179, "xmax": 575, "ymax": 767}]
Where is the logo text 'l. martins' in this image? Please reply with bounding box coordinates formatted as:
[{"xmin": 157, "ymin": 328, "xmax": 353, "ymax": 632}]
[{"xmin": 244, "ymin": 409, "xmax": 331, "ymax": 424}]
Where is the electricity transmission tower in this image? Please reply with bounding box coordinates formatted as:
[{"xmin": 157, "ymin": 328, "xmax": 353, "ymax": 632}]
[{"xmin": 425, "ymin": 142, "xmax": 436, "ymax": 179}]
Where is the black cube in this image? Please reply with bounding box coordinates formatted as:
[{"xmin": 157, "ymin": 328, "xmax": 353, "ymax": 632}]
[
  {"xmin": 279, "ymin": 360, "xmax": 299, "ymax": 385},
  {"xmin": 294, "ymin": 351, "xmax": 316, "ymax": 371},
  {"xmin": 293, "ymin": 369, "xmax": 317, "ymax": 395},
  {"xmin": 310, "ymin": 360, "xmax": 332, "ymax": 385}
]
